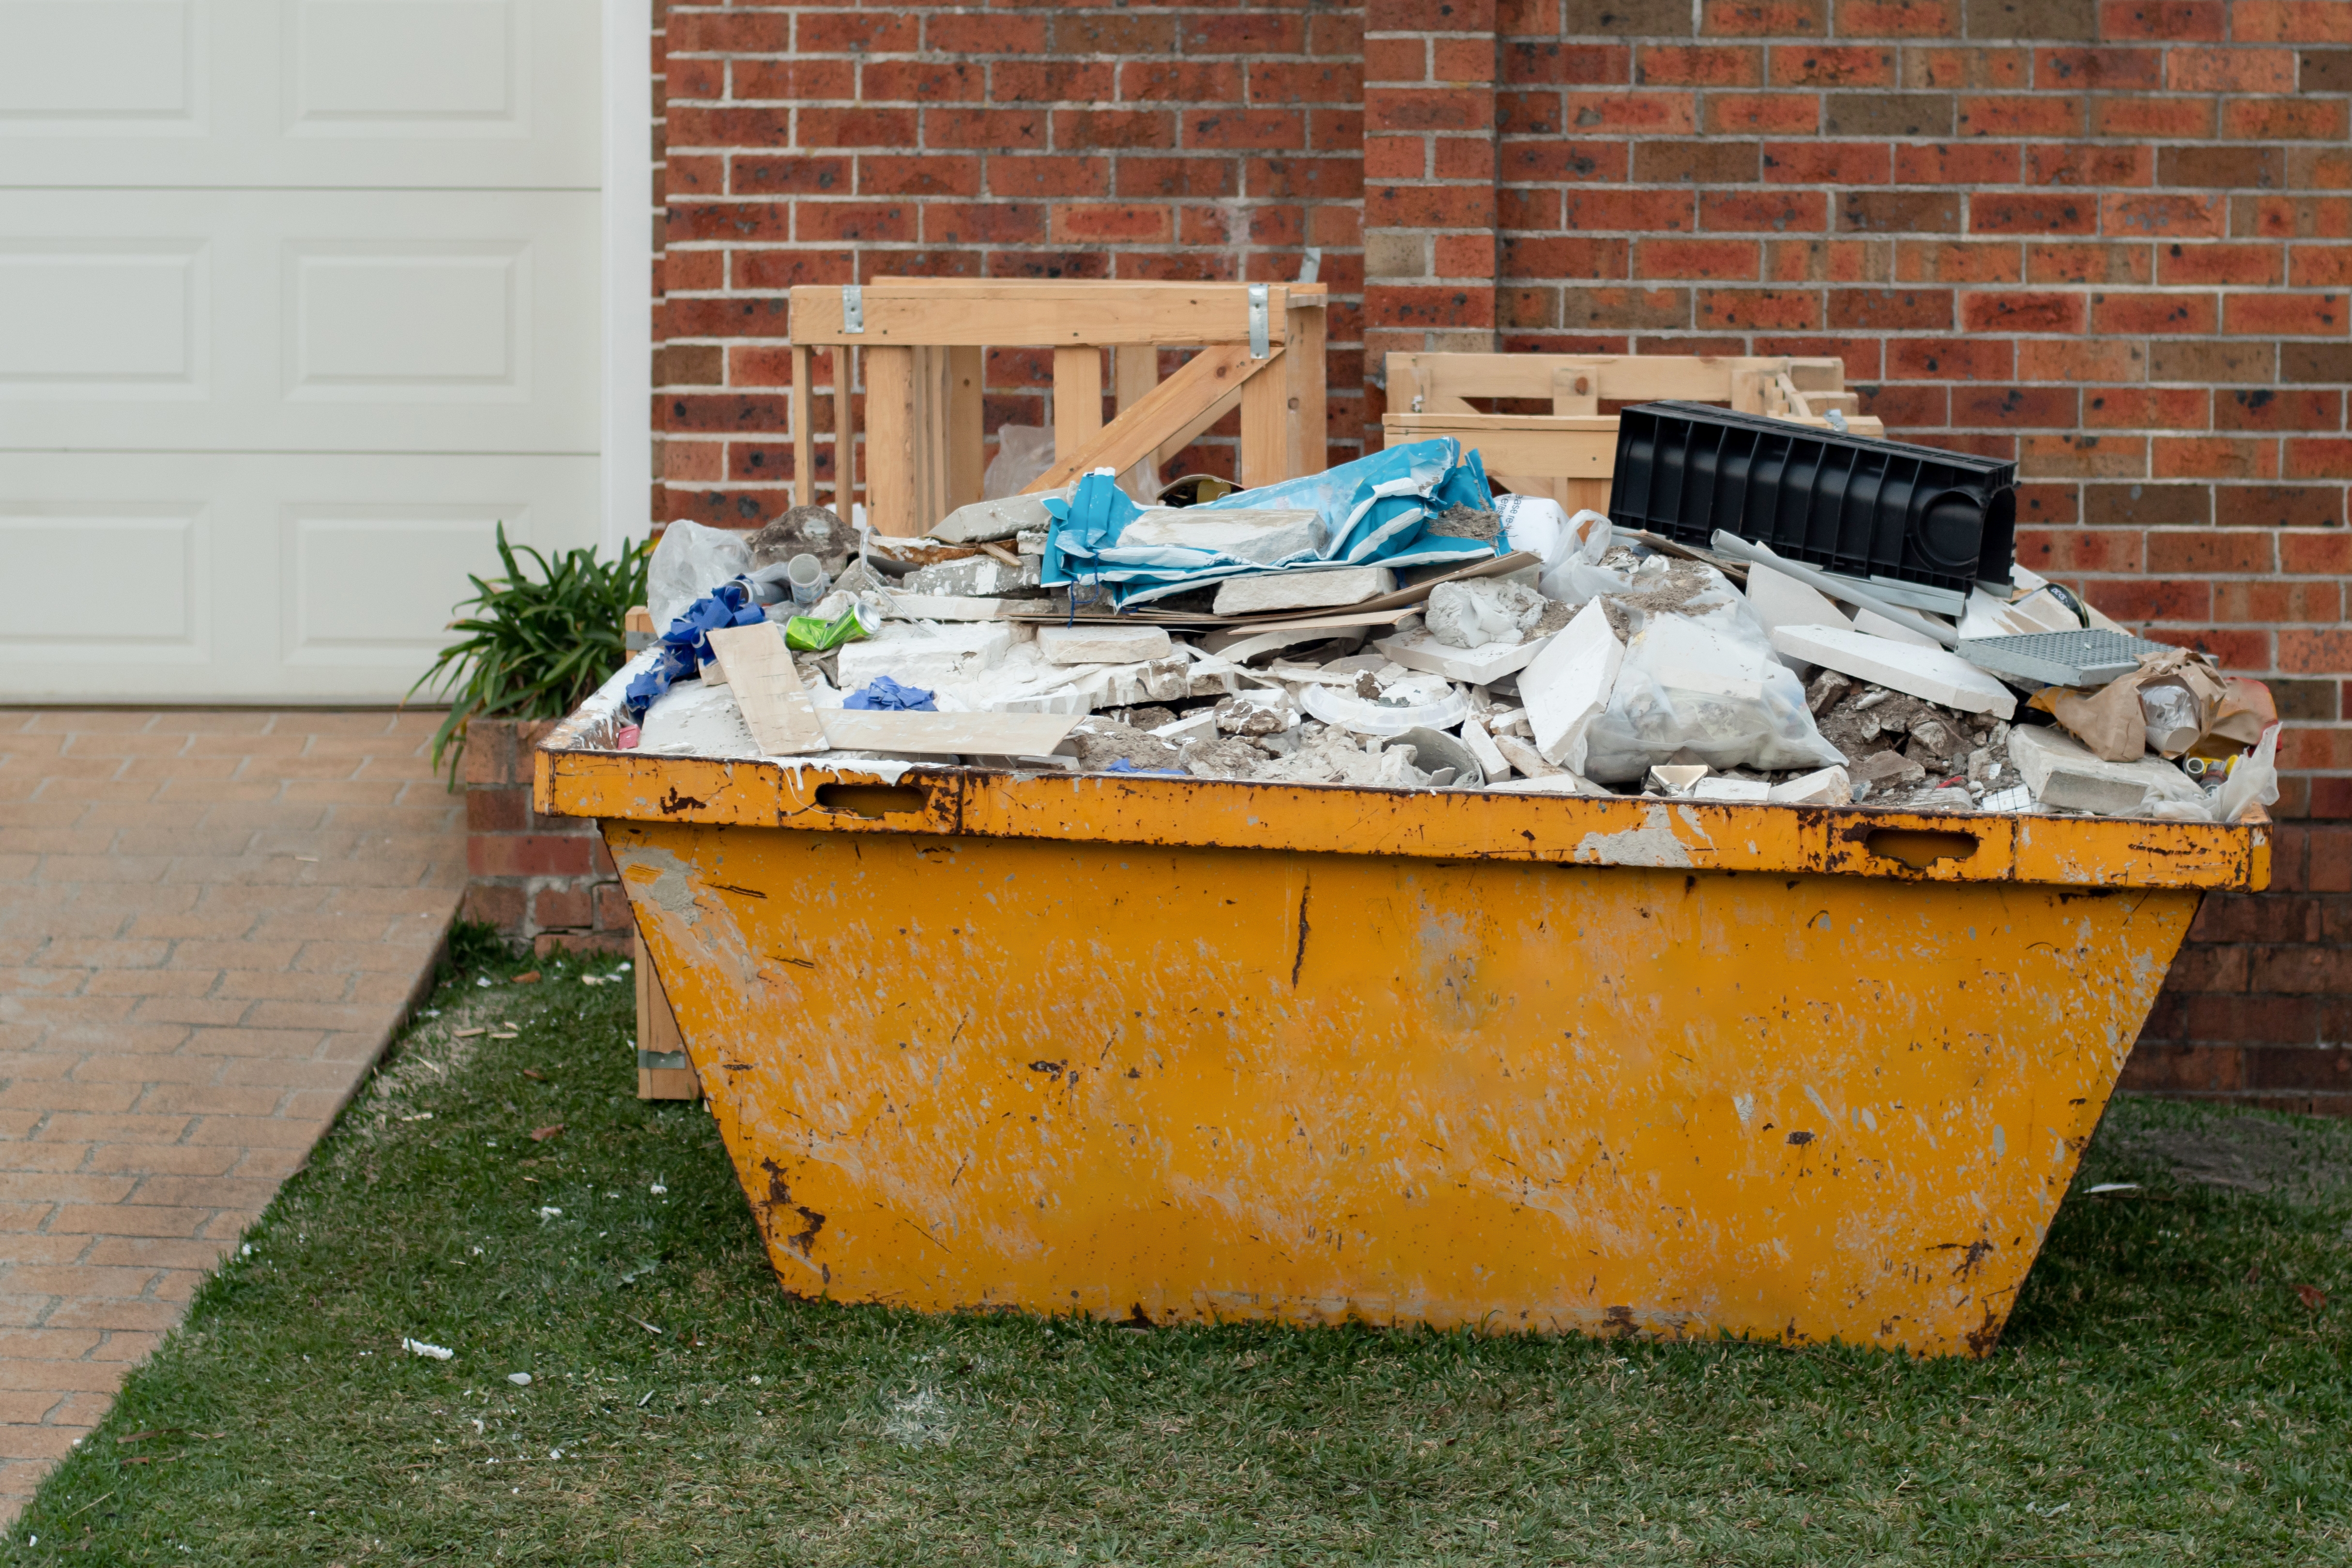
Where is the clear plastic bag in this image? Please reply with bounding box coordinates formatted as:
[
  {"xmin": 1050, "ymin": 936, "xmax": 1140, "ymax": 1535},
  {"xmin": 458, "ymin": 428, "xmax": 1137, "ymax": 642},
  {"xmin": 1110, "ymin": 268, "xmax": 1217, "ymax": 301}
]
[
  {"xmin": 982, "ymin": 425, "xmax": 1055, "ymax": 500},
  {"xmin": 647, "ymin": 520, "xmax": 751, "ymax": 630},
  {"xmin": 1580, "ymin": 593, "xmax": 1848, "ymax": 783},
  {"xmin": 1539, "ymin": 508, "xmax": 1631, "ymax": 606}
]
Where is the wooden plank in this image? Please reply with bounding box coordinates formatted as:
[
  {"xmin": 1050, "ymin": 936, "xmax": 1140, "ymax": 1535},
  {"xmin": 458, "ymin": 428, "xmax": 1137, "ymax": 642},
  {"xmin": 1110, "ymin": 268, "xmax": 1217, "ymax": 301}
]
[
  {"xmin": 865, "ymin": 344, "xmax": 917, "ymax": 536},
  {"xmin": 1788, "ymin": 357, "xmax": 1845, "ymax": 392},
  {"xmin": 707, "ymin": 623, "xmax": 829, "ymax": 755},
  {"xmin": 790, "ymin": 344, "xmax": 814, "ymax": 508},
  {"xmin": 1551, "ymin": 364, "xmax": 1597, "ymax": 415},
  {"xmin": 947, "ymin": 344, "xmax": 985, "ymax": 510},
  {"xmin": 1053, "ymin": 345, "xmax": 1104, "ymax": 471},
  {"xmin": 831, "ymin": 347, "xmax": 855, "ymax": 515},
  {"xmin": 1115, "ymin": 344, "xmax": 1160, "ymax": 497},
  {"xmin": 1729, "ymin": 366, "xmax": 1771, "ymax": 416},
  {"xmin": 1155, "ymin": 381, "xmax": 1242, "ymax": 470},
  {"xmin": 1381, "ymin": 413, "xmax": 1618, "ymax": 481},
  {"xmin": 1026, "ymin": 344, "xmax": 1272, "ymax": 494},
  {"xmin": 1238, "ymin": 350, "xmax": 1289, "ymax": 488},
  {"xmin": 819, "ymin": 710, "xmax": 1081, "ymax": 756},
  {"xmin": 1285, "ymin": 298, "xmax": 1326, "ymax": 477},
  {"xmin": 789, "ymin": 282, "xmax": 1315, "ymax": 347},
  {"xmin": 915, "ymin": 345, "xmax": 952, "ymax": 530},
  {"xmin": 634, "ymin": 926, "xmax": 698, "ymax": 1101}
]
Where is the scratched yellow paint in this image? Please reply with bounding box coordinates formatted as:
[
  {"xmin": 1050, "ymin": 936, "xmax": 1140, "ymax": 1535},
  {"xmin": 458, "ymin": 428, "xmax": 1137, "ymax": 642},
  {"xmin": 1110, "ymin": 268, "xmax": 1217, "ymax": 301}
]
[{"xmin": 605, "ymin": 815, "xmax": 2210, "ymax": 1358}]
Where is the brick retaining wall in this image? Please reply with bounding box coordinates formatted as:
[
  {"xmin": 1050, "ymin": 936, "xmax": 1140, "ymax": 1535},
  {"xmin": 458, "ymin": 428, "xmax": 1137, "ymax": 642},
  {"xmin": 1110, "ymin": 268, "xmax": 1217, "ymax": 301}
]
[{"xmin": 459, "ymin": 719, "xmax": 631, "ymax": 954}]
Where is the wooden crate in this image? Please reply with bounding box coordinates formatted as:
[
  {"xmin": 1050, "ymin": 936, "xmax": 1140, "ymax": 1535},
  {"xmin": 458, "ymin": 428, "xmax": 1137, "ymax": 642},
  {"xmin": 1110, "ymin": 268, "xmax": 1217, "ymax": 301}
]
[
  {"xmin": 788, "ymin": 280, "xmax": 1330, "ymax": 536},
  {"xmin": 1381, "ymin": 353, "xmax": 1884, "ymax": 516}
]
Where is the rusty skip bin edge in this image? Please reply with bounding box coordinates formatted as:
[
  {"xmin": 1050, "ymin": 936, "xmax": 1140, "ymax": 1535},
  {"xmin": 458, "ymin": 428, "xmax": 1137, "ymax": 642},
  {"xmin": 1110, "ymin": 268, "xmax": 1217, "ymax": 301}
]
[{"xmin": 532, "ymin": 654, "xmax": 2268, "ymax": 889}]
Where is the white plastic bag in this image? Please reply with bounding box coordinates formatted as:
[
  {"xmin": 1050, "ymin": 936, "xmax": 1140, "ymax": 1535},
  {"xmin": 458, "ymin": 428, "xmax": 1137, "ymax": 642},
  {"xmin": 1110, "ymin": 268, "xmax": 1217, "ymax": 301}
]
[
  {"xmin": 2215, "ymin": 723, "xmax": 2280, "ymax": 824},
  {"xmin": 1580, "ymin": 591, "xmax": 1847, "ymax": 783},
  {"xmin": 647, "ymin": 519, "xmax": 751, "ymax": 630},
  {"xmin": 1493, "ymin": 494, "xmax": 1568, "ymax": 562},
  {"xmin": 1540, "ymin": 509, "xmax": 1631, "ymax": 606},
  {"xmin": 982, "ymin": 425, "xmax": 1055, "ymax": 500}
]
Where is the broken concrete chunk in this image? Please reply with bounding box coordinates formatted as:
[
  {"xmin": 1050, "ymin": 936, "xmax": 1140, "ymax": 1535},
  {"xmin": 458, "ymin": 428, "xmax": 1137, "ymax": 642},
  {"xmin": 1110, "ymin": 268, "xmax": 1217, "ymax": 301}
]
[
  {"xmin": 1770, "ymin": 624, "xmax": 2018, "ymax": 719},
  {"xmin": 1211, "ymin": 564, "xmax": 1395, "ymax": 615},
  {"xmin": 1768, "ymin": 765, "xmax": 1852, "ymax": 806},
  {"xmin": 1459, "ymin": 718, "xmax": 1514, "ymax": 783},
  {"xmin": 1214, "ymin": 693, "xmax": 1296, "ymax": 736},
  {"xmin": 1522, "ymin": 600, "xmax": 1623, "ymax": 771},
  {"xmin": 930, "ymin": 490, "xmax": 1059, "ymax": 546},
  {"xmin": 1068, "ymin": 719, "xmax": 1183, "ymax": 772},
  {"xmin": 1691, "ymin": 776, "xmax": 1771, "ymax": 803},
  {"xmin": 1037, "ymin": 623, "xmax": 1175, "ymax": 666},
  {"xmin": 1373, "ymin": 626, "xmax": 1553, "ymax": 685},
  {"xmin": 1494, "ymin": 734, "xmax": 1562, "ymax": 779},
  {"xmin": 836, "ymin": 623, "xmax": 1016, "ymax": 689},
  {"xmin": 1151, "ymin": 709, "xmax": 1221, "ymax": 746},
  {"xmin": 903, "ymin": 553, "xmax": 1045, "ymax": 598},
  {"xmin": 882, "ymin": 593, "xmax": 1026, "ymax": 622},
  {"xmin": 2008, "ymin": 724, "xmax": 2207, "ymax": 817},
  {"xmin": 1851, "ymin": 749, "xmax": 1927, "ymax": 791},
  {"xmin": 1119, "ymin": 507, "xmax": 1328, "ymax": 565}
]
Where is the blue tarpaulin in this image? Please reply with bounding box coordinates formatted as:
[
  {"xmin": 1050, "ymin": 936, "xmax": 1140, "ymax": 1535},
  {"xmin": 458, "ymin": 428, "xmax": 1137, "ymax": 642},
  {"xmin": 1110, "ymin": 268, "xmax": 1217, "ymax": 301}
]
[{"xmin": 1040, "ymin": 438, "xmax": 1496, "ymax": 609}]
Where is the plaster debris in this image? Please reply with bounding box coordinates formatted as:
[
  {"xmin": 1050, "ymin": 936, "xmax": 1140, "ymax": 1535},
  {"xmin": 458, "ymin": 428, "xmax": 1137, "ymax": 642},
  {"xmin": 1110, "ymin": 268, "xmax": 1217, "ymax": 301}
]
[
  {"xmin": 2008, "ymin": 724, "xmax": 2210, "ymax": 817},
  {"xmin": 618, "ymin": 453, "xmax": 2269, "ymax": 825},
  {"xmin": 1211, "ymin": 564, "xmax": 1395, "ymax": 614},
  {"xmin": 1118, "ymin": 507, "xmax": 1328, "ymax": 564},
  {"xmin": 1770, "ymin": 625, "xmax": 2018, "ymax": 719},
  {"xmin": 1038, "ymin": 624, "xmax": 1174, "ymax": 666}
]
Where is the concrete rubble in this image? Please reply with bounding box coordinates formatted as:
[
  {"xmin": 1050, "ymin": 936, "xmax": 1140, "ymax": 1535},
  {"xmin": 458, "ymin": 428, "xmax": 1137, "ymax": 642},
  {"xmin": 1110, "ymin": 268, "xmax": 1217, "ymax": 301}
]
[{"xmin": 629, "ymin": 491, "xmax": 2278, "ymax": 827}]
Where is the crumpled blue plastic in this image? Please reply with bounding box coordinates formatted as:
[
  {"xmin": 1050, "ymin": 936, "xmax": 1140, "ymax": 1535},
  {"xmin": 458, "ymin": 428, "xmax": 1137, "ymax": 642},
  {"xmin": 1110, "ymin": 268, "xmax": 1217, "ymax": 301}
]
[
  {"xmin": 842, "ymin": 676, "xmax": 936, "ymax": 712},
  {"xmin": 623, "ymin": 578, "xmax": 768, "ymax": 722},
  {"xmin": 1039, "ymin": 439, "xmax": 1497, "ymax": 609},
  {"xmin": 1104, "ymin": 757, "xmax": 1188, "ymax": 777}
]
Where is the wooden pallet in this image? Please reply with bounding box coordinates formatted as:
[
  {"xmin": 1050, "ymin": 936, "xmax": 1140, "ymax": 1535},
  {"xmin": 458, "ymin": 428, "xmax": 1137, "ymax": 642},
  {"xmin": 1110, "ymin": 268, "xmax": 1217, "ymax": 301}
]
[
  {"xmin": 788, "ymin": 280, "xmax": 1329, "ymax": 536},
  {"xmin": 1381, "ymin": 353, "xmax": 1884, "ymax": 516}
]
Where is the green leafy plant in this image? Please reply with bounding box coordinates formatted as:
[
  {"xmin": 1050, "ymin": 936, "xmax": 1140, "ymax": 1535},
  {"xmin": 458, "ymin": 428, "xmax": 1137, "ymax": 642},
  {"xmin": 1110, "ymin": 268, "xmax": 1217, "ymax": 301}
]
[{"xmin": 408, "ymin": 523, "xmax": 651, "ymax": 779}]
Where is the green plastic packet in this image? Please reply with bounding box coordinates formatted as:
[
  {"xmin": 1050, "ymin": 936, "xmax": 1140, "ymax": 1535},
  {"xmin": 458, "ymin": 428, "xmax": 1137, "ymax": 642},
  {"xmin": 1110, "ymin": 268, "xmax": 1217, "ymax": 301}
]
[{"xmin": 783, "ymin": 602, "xmax": 876, "ymax": 652}]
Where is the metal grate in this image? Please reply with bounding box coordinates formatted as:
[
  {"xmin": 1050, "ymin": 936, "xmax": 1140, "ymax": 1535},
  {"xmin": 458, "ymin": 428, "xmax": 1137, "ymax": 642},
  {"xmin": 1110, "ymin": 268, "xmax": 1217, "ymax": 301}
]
[{"xmin": 1958, "ymin": 629, "xmax": 2169, "ymax": 689}]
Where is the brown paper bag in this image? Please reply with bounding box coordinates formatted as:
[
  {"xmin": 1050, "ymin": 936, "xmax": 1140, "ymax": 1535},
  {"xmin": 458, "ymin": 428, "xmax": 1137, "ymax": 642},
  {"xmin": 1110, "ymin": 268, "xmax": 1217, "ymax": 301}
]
[{"xmin": 2038, "ymin": 648, "xmax": 2229, "ymax": 763}]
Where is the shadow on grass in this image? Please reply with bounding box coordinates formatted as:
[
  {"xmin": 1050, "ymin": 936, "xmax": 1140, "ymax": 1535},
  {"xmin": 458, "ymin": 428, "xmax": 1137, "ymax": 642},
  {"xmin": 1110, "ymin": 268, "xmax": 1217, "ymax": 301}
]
[{"xmin": 6, "ymin": 947, "xmax": 2347, "ymax": 1566}]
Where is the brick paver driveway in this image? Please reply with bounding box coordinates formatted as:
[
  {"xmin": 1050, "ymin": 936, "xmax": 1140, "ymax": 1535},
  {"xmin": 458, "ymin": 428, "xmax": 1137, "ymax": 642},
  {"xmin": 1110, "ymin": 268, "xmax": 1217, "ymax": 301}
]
[{"xmin": 0, "ymin": 709, "xmax": 463, "ymax": 1520}]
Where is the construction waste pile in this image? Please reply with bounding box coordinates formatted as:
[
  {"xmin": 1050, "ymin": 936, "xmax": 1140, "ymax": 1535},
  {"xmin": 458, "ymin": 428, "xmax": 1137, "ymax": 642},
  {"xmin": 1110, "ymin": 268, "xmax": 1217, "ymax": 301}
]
[{"xmin": 617, "ymin": 433, "xmax": 2279, "ymax": 825}]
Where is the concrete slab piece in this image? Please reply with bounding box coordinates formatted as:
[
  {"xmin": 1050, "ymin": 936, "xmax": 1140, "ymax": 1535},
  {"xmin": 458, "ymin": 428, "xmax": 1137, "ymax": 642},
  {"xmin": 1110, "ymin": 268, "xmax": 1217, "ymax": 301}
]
[
  {"xmin": 1212, "ymin": 564, "xmax": 1395, "ymax": 615},
  {"xmin": 1769, "ymin": 624, "xmax": 2018, "ymax": 719},
  {"xmin": 2008, "ymin": 724, "xmax": 2207, "ymax": 817},
  {"xmin": 1768, "ymin": 765, "xmax": 1852, "ymax": 806},
  {"xmin": 1524, "ymin": 600, "xmax": 1623, "ymax": 771},
  {"xmin": 929, "ymin": 491, "xmax": 1058, "ymax": 545},
  {"xmin": 836, "ymin": 623, "xmax": 1019, "ymax": 689},
  {"xmin": 1119, "ymin": 507, "xmax": 1327, "ymax": 564},
  {"xmin": 1038, "ymin": 624, "xmax": 1175, "ymax": 665}
]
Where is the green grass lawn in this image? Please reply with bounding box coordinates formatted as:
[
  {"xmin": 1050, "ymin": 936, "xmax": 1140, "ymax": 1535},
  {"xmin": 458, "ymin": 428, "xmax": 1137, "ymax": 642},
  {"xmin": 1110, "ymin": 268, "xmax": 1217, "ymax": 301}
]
[{"xmin": 7, "ymin": 936, "xmax": 2348, "ymax": 1566}]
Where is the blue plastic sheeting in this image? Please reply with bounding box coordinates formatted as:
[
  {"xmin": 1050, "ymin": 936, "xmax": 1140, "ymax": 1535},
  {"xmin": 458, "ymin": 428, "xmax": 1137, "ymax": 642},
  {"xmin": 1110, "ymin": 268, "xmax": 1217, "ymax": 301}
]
[
  {"xmin": 624, "ymin": 579, "xmax": 768, "ymax": 722},
  {"xmin": 1040, "ymin": 438, "xmax": 1496, "ymax": 609},
  {"xmin": 842, "ymin": 676, "xmax": 936, "ymax": 712}
]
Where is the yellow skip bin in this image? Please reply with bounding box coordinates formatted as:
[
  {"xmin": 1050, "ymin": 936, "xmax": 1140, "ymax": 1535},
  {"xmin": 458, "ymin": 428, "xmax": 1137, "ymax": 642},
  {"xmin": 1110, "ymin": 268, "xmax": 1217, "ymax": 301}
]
[{"xmin": 538, "ymin": 703, "xmax": 2265, "ymax": 1358}]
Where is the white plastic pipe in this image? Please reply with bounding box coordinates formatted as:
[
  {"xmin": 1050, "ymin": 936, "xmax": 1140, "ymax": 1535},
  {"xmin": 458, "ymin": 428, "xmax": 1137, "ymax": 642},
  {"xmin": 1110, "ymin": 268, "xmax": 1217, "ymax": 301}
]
[{"xmin": 1707, "ymin": 532, "xmax": 1959, "ymax": 649}]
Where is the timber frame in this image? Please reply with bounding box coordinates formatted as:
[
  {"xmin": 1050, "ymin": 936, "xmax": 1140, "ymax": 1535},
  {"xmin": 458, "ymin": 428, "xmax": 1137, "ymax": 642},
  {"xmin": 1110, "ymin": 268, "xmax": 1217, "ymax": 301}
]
[
  {"xmin": 788, "ymin": 280, "xmax": 1329, "ymax": 536},
  {"xmin": 1381, "ymin": 353, "xmax": 1886, "ymax": 516}
]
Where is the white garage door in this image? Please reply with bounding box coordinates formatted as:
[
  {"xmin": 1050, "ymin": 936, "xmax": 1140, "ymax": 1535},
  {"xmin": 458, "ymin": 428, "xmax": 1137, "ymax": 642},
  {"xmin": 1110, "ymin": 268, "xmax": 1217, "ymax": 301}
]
[{"xmin": 0, "ymin": 0, "xmax": 605, "ymax": 702}]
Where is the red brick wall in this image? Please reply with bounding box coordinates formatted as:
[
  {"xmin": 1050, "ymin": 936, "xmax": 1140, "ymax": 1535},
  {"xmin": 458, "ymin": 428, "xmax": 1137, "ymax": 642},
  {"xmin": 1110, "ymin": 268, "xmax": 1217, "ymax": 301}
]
[
  {"xmin": 652, "ymin": 0, "xmax": 1369, "ymax": 516},
  {"xmin": 1488, "ymin": 0, "xmax": 2352, "ymax": 820},
  {"xmin": 641, "ymin": 0, "xmax": 2352, "ymax": 1103},
  {"xmin": 461, "ymin": 720, "xmax": 632, "ymax": 955}
]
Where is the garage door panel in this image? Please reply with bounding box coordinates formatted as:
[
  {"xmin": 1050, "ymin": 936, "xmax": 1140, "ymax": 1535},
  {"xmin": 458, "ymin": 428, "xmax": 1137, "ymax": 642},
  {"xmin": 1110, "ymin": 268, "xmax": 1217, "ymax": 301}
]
[
  {"xmin": 0, "ymin": 0, "xmax": 201, "ymax": 132},
  {"xmin": 0, "ymin": 502, "xmax": 210, "ymax": 655},
  {"xmin": 0, "ymin": 192, "xmax": 595, "ymax": 451},
  {"xmin": 0, "ymin": 0, "xmax": 593, "ymax": 186},
  {"xmin": 0, "ymin": 239, "xmax": 210, "ymax": 395},
  {"xmin": 0, "ymin": 454, "xmax": 599, "ymax": 701}
]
